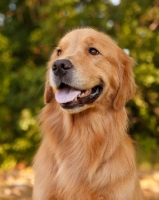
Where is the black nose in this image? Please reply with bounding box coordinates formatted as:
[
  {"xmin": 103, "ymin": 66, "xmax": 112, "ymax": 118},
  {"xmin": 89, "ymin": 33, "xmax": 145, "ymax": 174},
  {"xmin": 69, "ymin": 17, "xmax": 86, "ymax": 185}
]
[{"xmin": 52, "ymin": 59, "xmax": 73, "ymax": 77}]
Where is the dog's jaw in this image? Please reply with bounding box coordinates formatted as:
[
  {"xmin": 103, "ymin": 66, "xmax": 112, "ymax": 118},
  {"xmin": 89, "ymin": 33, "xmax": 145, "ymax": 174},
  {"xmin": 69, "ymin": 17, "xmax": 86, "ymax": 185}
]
[{"xmin": 49, "ymin": 70, "xmax": 103, "ymax": 113}]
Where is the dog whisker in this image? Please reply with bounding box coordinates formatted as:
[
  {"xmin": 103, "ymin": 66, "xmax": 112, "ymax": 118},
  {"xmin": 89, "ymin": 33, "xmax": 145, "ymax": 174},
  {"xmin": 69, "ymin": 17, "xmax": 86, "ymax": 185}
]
[{"xmin": 35, "ymin": 83, "xmax": 45, "ymax": 99}]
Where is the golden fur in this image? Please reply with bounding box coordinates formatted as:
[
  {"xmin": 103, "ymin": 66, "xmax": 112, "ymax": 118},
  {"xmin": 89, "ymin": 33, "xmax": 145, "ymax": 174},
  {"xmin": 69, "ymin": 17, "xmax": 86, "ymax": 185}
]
[{"xmin": 33, "ymin": 28, "xmax": 143, "ymax": 200}]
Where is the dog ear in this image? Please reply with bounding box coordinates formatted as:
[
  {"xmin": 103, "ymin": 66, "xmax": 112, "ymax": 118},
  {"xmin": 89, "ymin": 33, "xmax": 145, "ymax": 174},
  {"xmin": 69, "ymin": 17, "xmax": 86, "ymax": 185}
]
[
  {"xmin": 113, "ymin": 50, "xmax": 136, "ymax": 111},
  {"xmin": 44, "ymin": 80, "xmax": 54, "ymax": 104}
]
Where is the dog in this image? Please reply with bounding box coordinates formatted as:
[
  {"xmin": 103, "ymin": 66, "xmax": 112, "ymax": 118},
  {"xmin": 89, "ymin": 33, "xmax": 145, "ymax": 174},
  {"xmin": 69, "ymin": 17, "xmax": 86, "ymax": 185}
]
[{"xmin": 33, "ymin": 28, "xmax": 143, "ymax": 200}]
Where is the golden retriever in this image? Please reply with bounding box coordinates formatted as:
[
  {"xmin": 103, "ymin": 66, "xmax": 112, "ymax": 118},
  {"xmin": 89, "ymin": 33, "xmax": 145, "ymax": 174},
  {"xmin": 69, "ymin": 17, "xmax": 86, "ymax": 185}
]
[{"xmin": 33, "ymin": 28, "xmax": 143, "ymax": 200}]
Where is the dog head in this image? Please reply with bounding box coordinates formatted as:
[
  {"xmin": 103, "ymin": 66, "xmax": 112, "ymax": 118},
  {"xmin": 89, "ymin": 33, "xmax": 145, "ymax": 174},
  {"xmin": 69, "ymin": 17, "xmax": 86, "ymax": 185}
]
[{"xmin": 45, "ymin": 28, "xmax": 136, "ymax": 113}]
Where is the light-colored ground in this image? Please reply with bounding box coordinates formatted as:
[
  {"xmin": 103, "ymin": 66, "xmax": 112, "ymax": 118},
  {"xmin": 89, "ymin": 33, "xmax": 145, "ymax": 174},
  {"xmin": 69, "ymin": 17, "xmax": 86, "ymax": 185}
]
[{"xmin": 0, "ymin": 167, "xmax": 159, "ymax": 200}]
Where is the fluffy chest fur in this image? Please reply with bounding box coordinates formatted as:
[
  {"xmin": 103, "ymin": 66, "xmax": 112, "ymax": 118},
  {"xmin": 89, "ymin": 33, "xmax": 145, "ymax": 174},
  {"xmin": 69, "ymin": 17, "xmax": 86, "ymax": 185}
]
[{"xmin": 33, "ymin": 103, "xmax": 139, "ymax": 200}]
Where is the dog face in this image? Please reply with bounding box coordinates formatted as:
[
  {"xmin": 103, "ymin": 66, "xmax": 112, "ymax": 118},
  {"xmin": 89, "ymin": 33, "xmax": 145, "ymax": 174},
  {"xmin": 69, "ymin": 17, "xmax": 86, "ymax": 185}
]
[{"xmin": 45, "ymin": 28, "xmax": 136, "ymax": 113}]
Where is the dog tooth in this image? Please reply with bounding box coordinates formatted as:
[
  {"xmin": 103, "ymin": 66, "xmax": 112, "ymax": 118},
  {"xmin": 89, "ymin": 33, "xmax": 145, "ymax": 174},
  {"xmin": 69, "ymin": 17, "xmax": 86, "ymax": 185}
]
[
  {"xmin": 81, "ymin": 93, "xmax": 85, "ymax": 97},
  {"xmin": 77, "ymin": 89, "xmax": 91, "ymax": 98},
  {"xmin": 73, "ymin": 96, "xmax": 78, "ymax": 102},
  {"xmin": 84, "ymin": 89, "xmax": 91, "ymax": 96}
]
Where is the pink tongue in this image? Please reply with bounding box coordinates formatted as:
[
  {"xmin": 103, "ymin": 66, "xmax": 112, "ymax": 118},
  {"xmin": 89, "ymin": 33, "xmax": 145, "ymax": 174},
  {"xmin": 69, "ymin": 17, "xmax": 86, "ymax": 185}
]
[{"xmin": 55, "ymin": 87, "xmax": 81, "ymax": 103}]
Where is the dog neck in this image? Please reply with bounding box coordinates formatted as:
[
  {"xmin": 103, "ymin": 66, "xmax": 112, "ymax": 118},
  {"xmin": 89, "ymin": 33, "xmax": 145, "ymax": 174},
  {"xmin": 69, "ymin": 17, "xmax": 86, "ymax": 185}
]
[
  {"xmin": 39, "ymin": 100, "xmax": 129, "ymax": 167},
  {"xmin": 38, "ymin": 100, "xmax": 137, "ymax": 195}
]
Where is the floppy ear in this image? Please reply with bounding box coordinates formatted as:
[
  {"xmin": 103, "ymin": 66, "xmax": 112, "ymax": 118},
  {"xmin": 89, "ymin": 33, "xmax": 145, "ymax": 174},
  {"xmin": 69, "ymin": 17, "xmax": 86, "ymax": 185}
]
[
  {"xmin": 113, "ymin": 50, "xmax": 136, "ymax": 111},
  {"xmin": 44, "ymin": 80, "xmax": 54, "ymax": 104}
]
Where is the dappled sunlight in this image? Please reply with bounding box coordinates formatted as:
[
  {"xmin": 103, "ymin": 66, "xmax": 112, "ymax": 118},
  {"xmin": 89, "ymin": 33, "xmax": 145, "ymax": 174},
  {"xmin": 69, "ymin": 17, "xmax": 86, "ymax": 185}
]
[
  {"xmin": 139, "ymin": 171, "xmax": 159, "ymax": 200},
  {"xmin": 0, "ymin": 167, "xmax": 33, "ymax": 200},
  {"xmin": 19, "ymin": 109, "xmax": 36, "ymax": 131}
]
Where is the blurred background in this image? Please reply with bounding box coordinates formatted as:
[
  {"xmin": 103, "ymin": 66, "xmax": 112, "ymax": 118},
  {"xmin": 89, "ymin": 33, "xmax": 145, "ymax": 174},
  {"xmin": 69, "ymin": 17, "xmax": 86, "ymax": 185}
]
[{"xmin": 0, "ymin": 0, "xmax": 159, "ymax": 199}]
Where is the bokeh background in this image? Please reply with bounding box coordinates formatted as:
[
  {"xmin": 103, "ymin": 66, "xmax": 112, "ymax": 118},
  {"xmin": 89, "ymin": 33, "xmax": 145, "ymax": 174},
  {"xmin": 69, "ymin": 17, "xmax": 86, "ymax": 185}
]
[{"xmin": 0, "ymin": 0, "xmax": 159, "ymax": 199}]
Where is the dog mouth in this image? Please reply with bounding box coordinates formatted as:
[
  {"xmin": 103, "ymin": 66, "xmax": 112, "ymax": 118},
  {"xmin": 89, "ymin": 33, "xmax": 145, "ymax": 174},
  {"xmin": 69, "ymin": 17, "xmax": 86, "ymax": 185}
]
[{"xmin": 55, "ymin": 83, "xmax": 103, "ymax": 109}]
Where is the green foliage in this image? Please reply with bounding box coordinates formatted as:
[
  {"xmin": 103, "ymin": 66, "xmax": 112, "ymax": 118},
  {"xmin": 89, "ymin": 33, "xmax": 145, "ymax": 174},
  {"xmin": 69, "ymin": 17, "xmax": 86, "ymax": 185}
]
[{"xmin": 0, "ymin": 0, "xmax": 159, "ymax": 169}]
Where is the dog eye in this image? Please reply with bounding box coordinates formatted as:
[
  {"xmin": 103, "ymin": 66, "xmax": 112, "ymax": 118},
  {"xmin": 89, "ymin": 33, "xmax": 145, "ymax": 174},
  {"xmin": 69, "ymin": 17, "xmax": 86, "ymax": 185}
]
[
  {"xmin": 89, "ymin": 48, "xmax": 100, "ymax": 55},
  {"xmin": 57, "ymin": 49, "xmax": 62, "ymax": 56}
]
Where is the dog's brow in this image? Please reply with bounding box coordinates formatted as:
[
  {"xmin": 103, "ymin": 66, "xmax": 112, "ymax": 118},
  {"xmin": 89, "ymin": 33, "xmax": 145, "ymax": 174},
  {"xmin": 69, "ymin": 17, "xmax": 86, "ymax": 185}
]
[{"xmin": 58, "ymin": 42, "xmax": 69, "ymax": 51}]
